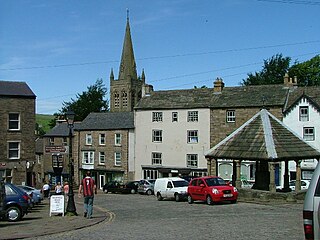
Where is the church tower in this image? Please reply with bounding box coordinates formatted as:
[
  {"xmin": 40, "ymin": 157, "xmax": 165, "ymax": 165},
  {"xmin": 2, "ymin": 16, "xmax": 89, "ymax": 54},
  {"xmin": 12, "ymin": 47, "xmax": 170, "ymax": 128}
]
[{"xmin": 110, "ymin": 12, "xmax": 144, "ymax": 112}]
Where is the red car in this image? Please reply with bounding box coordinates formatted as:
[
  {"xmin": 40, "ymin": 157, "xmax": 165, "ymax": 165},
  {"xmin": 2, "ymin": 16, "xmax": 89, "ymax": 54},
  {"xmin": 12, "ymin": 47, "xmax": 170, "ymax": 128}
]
[{"xmin": 187, "ymin": 176, "xmax": 238, "ymax": 205}]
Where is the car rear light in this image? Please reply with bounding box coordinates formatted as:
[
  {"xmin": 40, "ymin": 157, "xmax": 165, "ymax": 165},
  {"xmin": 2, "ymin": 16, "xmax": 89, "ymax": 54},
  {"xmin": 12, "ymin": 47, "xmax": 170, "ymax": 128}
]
[
  {"xmin": 22, "ymin": 194, "xmax": 29, "ymax": 201},
  {"xmin": 303, "ymin": 210, "xmax": 314, "ymax": 240}
]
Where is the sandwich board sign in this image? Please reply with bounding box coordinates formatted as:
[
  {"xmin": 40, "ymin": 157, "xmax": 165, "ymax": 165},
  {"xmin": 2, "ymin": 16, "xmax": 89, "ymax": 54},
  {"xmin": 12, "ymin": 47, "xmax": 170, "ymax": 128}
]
[{"xmin": 49, "ymin": 195, "xmax": 65, "ymax": 216}]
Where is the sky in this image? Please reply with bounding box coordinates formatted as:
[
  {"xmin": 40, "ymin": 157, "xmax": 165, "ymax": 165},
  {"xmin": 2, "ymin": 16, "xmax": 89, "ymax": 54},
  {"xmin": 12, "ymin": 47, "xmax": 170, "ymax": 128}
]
[{"xmin": 1, "ymin": 0, "xmax": 320, "ymax": 114}]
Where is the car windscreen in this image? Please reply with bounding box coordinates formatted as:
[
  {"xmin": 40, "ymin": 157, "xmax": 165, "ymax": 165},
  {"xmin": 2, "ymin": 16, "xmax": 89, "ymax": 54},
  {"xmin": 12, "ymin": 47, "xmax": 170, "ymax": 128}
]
[
  {"xmin": 172, "ymin": 180, "xmax": 189, "ymax": 187},
  {"xmin": 205, "ymin": 178, "xmax": 226, "ymax": 186}
]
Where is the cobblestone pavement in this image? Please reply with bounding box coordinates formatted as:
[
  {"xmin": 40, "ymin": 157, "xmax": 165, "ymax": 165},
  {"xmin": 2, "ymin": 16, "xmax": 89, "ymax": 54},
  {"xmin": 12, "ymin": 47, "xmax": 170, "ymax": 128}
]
[
  {"xmin": 0, "ymin": 196, "xmax": 109, "ymax": 240},
  {"xmin": 28, "ymin": 194, "xmax": 305, "ymax": 240}
]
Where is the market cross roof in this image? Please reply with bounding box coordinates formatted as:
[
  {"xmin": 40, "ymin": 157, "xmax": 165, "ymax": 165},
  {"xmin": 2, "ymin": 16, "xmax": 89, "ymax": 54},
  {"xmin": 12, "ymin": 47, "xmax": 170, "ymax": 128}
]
[{"xmin": 205, "ymin": 109, "xmax": 320, "ymax": 161}]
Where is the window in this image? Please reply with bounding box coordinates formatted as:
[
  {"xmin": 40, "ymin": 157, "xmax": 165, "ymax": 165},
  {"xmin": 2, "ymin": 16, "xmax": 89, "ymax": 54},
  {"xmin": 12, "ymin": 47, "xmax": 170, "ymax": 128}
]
[
  {"xmin": 188, "ymin": 111, "xmax": 198, "ymax": 122},
  {"xmin": 114, "ymin": 92, "xmax": 120, "ymax": 108},
  {"xmin": 49, "ymin": 137, "xmax": 54, "ymax": 146},
  {"xmin": 86, "ymin": 134, "xmax": 92, "ymax": 145},
  {"xmin": 52, "ymin": 154, "xmax": 63, "ymax": 167},
  {"xmin": 62, "ymin": 137, "xmax": 67, "ymax": 146},
  {"xmin": 172, "ymin": 112, "xmax": 178, "ymax": 122},
  {"xmin": 152, "ymin": 152, "xmax": 162, "ymax": 165},
  {"xmin": 300, "ymin": 106, "xmax": 309, "ymax": 121},
  {"xmin": 8, "ymin": 142, "xmax": 20, "ymax": 159},
  {"xmin": 226, "ymin": 110, "xmax": 236, "ymax": 123},
  {"xmin": 303, "ymin": 127, "xmax": 315, "ymax": 141},
  {"xmin": 122, "ymin": 91, "xmax": 128, "ymax": 107},
  {"xmin": 82, "ymin": 151, "xmax": 94, "ymax": 164},
  {"xmin": 115, "ymin": 133, "xmax": 121, "ymax": 145},
  {"xmin": 8, "ymin": 113, "xmax": 20, "ymax": 130},
  {"xmin": 187, "ymin": 154, "xmax": 198, "ymax": 167},
  {"xmin": 115, "ymin": 152, "xmax": 121, "ymax": 166},
  {"xmin": 152, "ymin": 130, "xmax": 162, "ymax": 142},
  {"xmin": 99, "ymin": 134, "xmax": 106, "ymax": 145},
  {"xmin": 143, "ymin": 169, "xmax": 159, "ymax": 180},
  {"xmin": 99, "ymin": 152, "xmax": 105, "ymax": 164},
  {"xmin": 152, "ymin": 112, "xmax": 163, "ymax": 122},
  {"xmin": 187, "ymin": 130, "xmax": 198, "ymax": 143}
]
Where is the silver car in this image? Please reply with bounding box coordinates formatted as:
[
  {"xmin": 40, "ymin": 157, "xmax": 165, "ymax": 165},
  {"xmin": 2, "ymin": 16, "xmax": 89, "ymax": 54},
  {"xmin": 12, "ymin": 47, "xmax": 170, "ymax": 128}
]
[
  {"xmin": 138, "ymin": 179, "xmax": 156, "ymax": 195},
  {"xmin": 303, "ymin": 162, "xmax": 320, "ymax": 240}
]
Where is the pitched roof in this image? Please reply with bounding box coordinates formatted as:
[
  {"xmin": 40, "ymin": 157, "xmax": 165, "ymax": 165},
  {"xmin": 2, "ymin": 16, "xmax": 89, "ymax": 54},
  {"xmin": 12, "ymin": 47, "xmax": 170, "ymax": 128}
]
[
  {"xmin": 284, "ymin": 86, "xmax": 320, "ymax": 114},
  {"xmin": 0, "ymin": 81, "xmax": 36, "ymax": 98},
  {"xmin": 44, "ymin": 122, "xmax": 81, "ymax": 137},
  {"xmin": 78, "ymin": 112, "xmax": 134, "ymax": 130},
  {"xmin": 205, "ymin": 109, "xmax": 320, "ymax": 161},
  {"xmin": 135, "ymin": 85, "xmax": 288, "ymax": 110}
]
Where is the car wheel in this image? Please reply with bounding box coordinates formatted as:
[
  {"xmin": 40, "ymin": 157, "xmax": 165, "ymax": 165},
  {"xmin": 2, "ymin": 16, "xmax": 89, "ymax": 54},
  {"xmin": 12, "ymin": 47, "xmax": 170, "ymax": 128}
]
[
  {"xmin": 174, "ymin": 193, "xmax": 180, "ymax": 202},
  {"xmin": 6, "ymin": 206, "xmax": 22, "ymax": 222},
  {"xmin": 130, "ymin": 189, "xmax": 136, "ymax": 194},
  {"xmin": 104, "ymin": 188, "xmax": 108, "ymax": 193},
  {"xmin": 157, "ymin": 193, "xmax": 163, "ymax": 201},
  {"xmin": 187, "ymin": 195, "xmax": 193, "ymax": 204},
  {"xmin": 206, "ymin": 195, "xmax": 213, "ymax": 205},
  {"xmin": 146, "ymin": 189, "xmax": 153, "ymax": 196}
]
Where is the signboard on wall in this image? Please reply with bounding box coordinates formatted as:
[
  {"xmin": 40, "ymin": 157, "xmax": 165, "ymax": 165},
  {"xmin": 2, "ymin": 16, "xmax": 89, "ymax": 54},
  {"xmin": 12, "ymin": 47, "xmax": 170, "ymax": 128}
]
[{"xmin": 45, "ymin": 146, "xmax": 67, "ymax": 154}]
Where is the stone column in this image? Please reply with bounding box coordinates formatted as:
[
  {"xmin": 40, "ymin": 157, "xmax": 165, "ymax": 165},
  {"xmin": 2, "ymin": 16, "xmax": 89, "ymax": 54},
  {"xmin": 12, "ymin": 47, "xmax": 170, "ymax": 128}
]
[
  {"xmin": 295, "ymin": 160, "xmax": 301, "ymax": 192},
  {"xmin": 206, "ymin": 158, "xmax": 212, "ymax": 176},
  {"xmin": 283, "ymin": 161, "xmax": 290, "ymax": 192},
  {"xmin": 235, "ymin": 160, "xmax": 242, "ymax": 189},
  {"xmin": 268, "ymin": 162, "xmax": 276, "ymax": 192}
]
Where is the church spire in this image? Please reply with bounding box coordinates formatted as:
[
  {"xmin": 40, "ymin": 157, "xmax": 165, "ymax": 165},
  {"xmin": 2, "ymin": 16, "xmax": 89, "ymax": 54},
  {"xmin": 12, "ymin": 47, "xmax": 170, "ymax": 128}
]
[{"xmin": 118, "ymin": 10, "xmax": 137, "ymax": 81}]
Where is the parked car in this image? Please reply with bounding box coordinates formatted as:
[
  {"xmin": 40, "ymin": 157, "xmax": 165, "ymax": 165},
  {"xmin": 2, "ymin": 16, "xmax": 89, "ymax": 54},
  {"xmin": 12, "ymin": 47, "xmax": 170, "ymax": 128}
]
[
  {"xmin": 138, "ymin": 179, "xmax": 156, "ymax": 195},
  {"xmin": 303, "ymin": 163, "xmax": 320, "ymax": 240},
  {"xmin": 154, "ymin": 177, "xmax": 189, "ymax": 202},
  {"xmin": 0, "ymin": 183, "xmax": 30, "ymax": 222},
  {"xmin": 103, "ymin": 181, "xmax": 139, "ymax": 194},
  {"xmin": 289, "ymin": 179, "xmax": 310, "ymax": 191},
  {"xmin": 187, "ymin": 176, "xmax": 238, "ymax": 205},
  {"xmin": 17, "ymin": 185, "xmax": 43, "ymax": 205},
  {"xmin": 241, "ymin": 180, "xmax": 254, "ymax": 189}
]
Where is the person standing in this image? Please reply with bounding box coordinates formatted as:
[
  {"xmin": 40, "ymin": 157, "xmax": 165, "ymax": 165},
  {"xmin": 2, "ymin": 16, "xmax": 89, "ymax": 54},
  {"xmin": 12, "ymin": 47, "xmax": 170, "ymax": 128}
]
[
  {"xmin": 42, "ymin": 182, "xmax": 50, "ymax": 198},
  {"xmin": 63, "ymin": 182, "xmax": 69, "ymax": 197},
  {"xmin": 78, "ymin": 171, "xmax": 97, "ymax": 219},
  {"xmin": 55, "ymin": 182, "xmax": 63, "ymax": 195}
]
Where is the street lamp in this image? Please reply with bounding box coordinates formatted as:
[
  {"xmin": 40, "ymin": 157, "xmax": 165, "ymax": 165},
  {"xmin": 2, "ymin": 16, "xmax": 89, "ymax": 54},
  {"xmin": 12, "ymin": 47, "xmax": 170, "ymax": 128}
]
[{"xmin": 65, "ymin": 109, "xmax": 77, "ymax": 216}]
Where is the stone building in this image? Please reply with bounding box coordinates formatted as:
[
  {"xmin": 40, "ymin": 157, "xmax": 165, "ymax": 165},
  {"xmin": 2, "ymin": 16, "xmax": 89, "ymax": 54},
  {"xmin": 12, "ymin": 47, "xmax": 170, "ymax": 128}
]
[
  {"xmin": 74, "ymin": 112, "xmax": 134, "ymax": 188},
  {"xmin": 0, "ymin": 81, "xmax": 36, "ymax": 185}
]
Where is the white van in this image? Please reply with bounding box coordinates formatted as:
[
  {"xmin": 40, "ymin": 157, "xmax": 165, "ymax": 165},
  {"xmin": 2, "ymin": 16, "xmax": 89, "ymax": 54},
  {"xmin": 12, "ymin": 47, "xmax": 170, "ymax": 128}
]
[
  {"xmin": 303, "ymin": 162, "xmax": 320, "ymax": 240},
  {"xmin": 154, "ymin": 177, "xmax": 189, "ymax": 202}
]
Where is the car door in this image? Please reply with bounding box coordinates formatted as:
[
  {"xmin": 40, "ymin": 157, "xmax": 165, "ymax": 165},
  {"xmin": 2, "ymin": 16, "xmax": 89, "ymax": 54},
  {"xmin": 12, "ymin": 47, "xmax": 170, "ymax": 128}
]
[
  {"xmin": 165, "ymin": 181, "xmax": 174, "ymax": 198},
  {"xmin": 197, "ymin": 179, "xmax": 207, "ymax": 201}
]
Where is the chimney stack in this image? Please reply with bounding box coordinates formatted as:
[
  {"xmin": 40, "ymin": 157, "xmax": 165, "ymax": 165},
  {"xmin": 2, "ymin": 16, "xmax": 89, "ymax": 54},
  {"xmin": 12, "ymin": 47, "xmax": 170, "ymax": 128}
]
[
  {"xmin": 283, "ymin": 73, "xmax": 298, "ymax": 87},
  {"xmin": 213, "ymin": 77, "xmax": 224, "ymax": 93}
]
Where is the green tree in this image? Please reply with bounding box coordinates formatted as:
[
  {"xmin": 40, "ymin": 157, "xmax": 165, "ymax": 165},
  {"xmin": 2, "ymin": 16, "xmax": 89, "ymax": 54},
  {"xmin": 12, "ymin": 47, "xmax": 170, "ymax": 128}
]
[
  {"xmin": 49, "ymin": 79, "xmax": 109, "ymax": 128},
  {"xmin": 289, "ymin": 55, "xmax": 320, "ymax": 86},
  {"xmin": 241, "ymin": 54, "xmax": 291, "ymax": 86}
]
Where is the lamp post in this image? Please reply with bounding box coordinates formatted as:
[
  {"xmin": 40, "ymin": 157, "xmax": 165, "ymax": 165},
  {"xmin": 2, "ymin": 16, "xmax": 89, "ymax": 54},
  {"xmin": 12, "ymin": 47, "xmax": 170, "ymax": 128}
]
[{"xmin": 65, "ymin": 109, "xmax": 77, "ymax": 215}]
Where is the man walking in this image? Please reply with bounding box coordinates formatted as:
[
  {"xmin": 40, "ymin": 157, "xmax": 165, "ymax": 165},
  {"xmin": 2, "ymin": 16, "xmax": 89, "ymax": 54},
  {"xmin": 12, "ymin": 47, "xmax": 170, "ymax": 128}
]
[{"xmin": 78, "ymin": 171, "xmax": 97, "ymax": 219}]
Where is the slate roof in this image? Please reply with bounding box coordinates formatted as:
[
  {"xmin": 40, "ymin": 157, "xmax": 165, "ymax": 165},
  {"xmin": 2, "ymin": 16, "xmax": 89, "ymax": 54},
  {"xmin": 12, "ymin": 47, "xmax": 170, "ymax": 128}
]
[
  {"xmin": 205, "ymin": 109, "xmax": 320, "ymax": 161},
  {"xmin": 78, "ymin": 112, "xmax": 134, "ymax": 130},
  {"xmin": 0, "ymin": 80, "xmax": 36, "ymax": 98},
  {"xmin": 135, "ymin": 85, "xmax": 288, "ymax": 110},
  {"xmin": 44, "ymin": 122, "xmax": 81, "ymax": 137},
  {"xmin": 284, "ymin": 86, "xmax": 320, "ymax": 114},
  {"xmin": 35, "ymin": 138, "xmax": 44, "ymax": 154}
]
